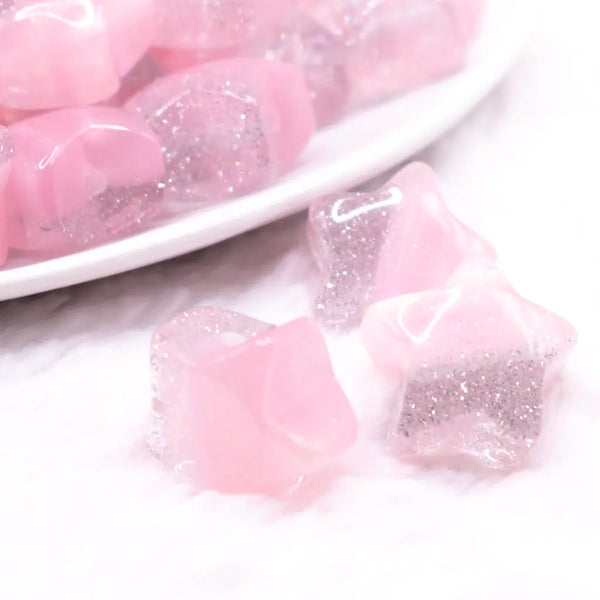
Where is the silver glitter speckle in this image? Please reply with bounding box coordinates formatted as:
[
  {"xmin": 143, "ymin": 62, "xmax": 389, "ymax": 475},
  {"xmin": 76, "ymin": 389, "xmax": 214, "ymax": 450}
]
[
  {"xmin": 0, "ymin": 126, "xmax": 13, "ymax": 161},
  {"xmin": 130, "ymin": 65, "xmax": 274, "ymax": 206},
  {"xmin": 0, "ymin": 0, "xmax": 15, "ymax": 17},
  {"xmin": 55, "ymin": 181, "xmax": 163, "ymax": 247},
  {"xmin": 394, "ymin": 350, "xmax": 551, "ymax": 469},
  {"xmin": 307, "ymin": 187, "xmax": 402, "ymax": 327}
]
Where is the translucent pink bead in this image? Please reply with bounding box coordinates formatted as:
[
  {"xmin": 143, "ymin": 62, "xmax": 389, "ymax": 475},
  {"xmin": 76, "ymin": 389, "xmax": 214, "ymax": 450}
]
[
  {"xmin": 307, "ymin": 162, "xmax": 495, "ymax": 327},
  {"xmin": 5, "ymin": 107, "xmax": 165, "ymax": 255},
  {"xmin": 149, "ymin": 307, "xmax": 358, "ymax": 495},
  {"xmin": 153, "ymin": 0, "xmax": 291, "ymax": 50},
  {"xmin": 361, "ymin": 266, "xmax": 577, "ymax": 470},
  {"xmin": 0, "ymin": 126, "xmax": 12, "ymax": 265},
  {"xmin": 261, "ymin": 15, "xmax": 350, "ymax": 126},
  {"xmin": 152, "ymin": 17, "xmax": 350, "ymax": 127},
  {"xmin": 0, "ymin": 0, "xmax": 156, "ymax": 110},
  {"xmin": 126, "ymin": 59, "xmax": 315, "ymax": 205},
  {"xmin": 309, "ymin": 0, "xmax": 484, "ymax": 105}
]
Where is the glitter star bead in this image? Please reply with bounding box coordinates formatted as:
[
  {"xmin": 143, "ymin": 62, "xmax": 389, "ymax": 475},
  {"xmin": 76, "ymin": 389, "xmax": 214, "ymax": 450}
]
[
  {"xmin": 361, "ymin": 266, "xmax": 577, "ymax": 470},
  {"xmin": 149, "ymin": 307, "xmax": 358, "ymax": 495},
  {"xmin": 126, "ymin": 58, "xmax": 315, "ymax": 205},
  {"xmin": 307, "ymin": 162, "xmax": 495, "ymax": 327},
  {"xmin": 4, "ymin": 107, "xmax": 165, "ymax": 255},
  {"xmin": 0, "ymin": 126, "xmax": 13, "ymax": 265}
]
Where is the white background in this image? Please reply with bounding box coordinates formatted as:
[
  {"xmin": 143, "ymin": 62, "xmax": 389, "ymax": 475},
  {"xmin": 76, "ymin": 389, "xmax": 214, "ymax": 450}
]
[{"xmin": 1, "ymin": 1, "xmax": 599, "ymax": 598}]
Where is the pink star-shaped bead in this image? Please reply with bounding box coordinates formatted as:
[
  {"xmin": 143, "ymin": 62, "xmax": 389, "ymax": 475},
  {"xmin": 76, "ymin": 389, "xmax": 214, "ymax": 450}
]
[
  {"xmin": 149, "ymin": 307, "xmax": 358, "ymax": 495},
  {"xmin": 361, "ymin": 265, "xmax": 577, "ymax": 469},
  {"xmin": 126, "ymin": 58, "xmax": 315, "ymax": 205},
  {"xmin": 307, "ymin": 162, "xmax": 496, "ymax": 327}
]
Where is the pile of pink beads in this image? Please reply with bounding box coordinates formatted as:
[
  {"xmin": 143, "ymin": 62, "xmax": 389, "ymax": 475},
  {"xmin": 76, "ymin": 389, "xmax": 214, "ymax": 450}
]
[
  {"xmin": 0, "ymin": 0, "xmax": 483, "ymax": 265},
  {"xmin": 148, "ymin": 163, "xmax": 576, "ymax": 496}
]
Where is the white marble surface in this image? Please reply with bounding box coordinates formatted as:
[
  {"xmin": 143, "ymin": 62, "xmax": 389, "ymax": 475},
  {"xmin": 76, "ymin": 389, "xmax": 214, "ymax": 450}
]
[{"xmin": 1, "ymin": 1, "xmax": 599, "ymax": 598}]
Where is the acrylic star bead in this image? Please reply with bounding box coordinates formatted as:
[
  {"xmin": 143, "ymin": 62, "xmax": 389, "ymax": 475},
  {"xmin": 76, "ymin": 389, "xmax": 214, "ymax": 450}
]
[
  {"xmin": 148, "ymin": 307, "xmax": 358, "ymax": 495},
  {"xmin": 0, "ymin": 126, "xmax": 13, "ymax": 265},
  {"xmin": 126, "ymin": 58, "xmax": 315, "ymax": 206},
  {"xmin": 307, "ymin": 162, "xmax": 496, "ymax": 327},
  {"xmin": 361, "ymin": 266, "xmax": 577, "ymax": 470}
]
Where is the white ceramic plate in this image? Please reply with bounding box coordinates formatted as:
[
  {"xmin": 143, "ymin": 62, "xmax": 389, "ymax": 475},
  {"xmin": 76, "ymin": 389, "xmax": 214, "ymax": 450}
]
[{"xmin": 0, "ymin": 0, "xmax": 537, "ymax": 301}]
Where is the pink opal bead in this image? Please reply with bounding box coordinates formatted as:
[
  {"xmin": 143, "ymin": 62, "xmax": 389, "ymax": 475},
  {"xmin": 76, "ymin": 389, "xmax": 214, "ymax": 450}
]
[
  {"xmin": 5, "ymin": 107, "xmax": 165, "ymax": 255},
  {"xmin": 0, "ymin": 0, "xmax": 156, "ymax": 110},
  {"xmin": 309, "ymin": 0, "xmax": 483, "ymax": 105},
  {"xmin": 149, "ymin": 307, "xmax": 358, "ymax": 495},
  {"xmin": 0, "ymin": 127, "xmax": 13, "ymax": 265},
  {"xmin": 361, "ymin": 266, "xmax": 577, "ymax": 470},
  {"xmin": 307, "ymin": 162, "xmax": 495, "ymax": 327},
  {"xmin": 126, "ymin": 59, "xmax": 315, "ymax": 205},
  {"xmin": 153, "ymin": 0, "xmax": 290, "ymax": 50}
]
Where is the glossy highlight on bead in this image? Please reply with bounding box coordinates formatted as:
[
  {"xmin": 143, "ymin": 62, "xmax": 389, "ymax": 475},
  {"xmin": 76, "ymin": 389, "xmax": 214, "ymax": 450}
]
[{"xmin": 307, "ymin": 162, "xmax": 495, "ymax": 327}]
